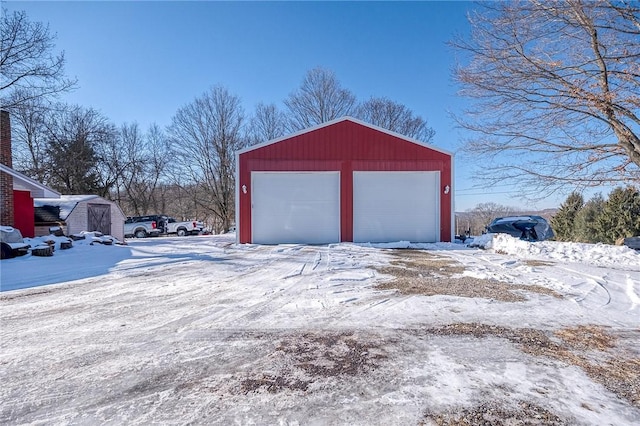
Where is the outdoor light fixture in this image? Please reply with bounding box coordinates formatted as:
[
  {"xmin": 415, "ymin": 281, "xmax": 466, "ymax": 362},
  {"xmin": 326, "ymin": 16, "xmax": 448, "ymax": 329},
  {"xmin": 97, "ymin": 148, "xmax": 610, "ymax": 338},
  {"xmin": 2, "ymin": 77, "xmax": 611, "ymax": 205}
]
[
  {"xmin": 444, "ymin": 185, "xmax": 450, "ymax": 194},
  {"xmin": 242, "ymin": 185, "xmax": 247, "ymax": 194}
]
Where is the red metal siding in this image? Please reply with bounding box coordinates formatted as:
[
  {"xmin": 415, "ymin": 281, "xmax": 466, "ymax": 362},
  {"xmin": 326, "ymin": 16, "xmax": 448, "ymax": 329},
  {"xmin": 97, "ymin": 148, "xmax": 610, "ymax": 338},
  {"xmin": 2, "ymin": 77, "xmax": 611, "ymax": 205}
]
[
  {"xmin": 13, "ymin": 190, "xmax": 34, "ymax": 238},
  {"xmin": 238, "ymin": 119, "xmax": 452, "ymax": 243}
]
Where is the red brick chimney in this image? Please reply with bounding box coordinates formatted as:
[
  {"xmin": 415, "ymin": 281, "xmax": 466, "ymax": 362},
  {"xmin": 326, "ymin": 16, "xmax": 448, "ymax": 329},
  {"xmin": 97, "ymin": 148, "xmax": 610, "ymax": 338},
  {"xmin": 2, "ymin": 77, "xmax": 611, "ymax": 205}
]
[{"xmin": 0, "ymin": 110, "xmax": 14, "ymax": 226}]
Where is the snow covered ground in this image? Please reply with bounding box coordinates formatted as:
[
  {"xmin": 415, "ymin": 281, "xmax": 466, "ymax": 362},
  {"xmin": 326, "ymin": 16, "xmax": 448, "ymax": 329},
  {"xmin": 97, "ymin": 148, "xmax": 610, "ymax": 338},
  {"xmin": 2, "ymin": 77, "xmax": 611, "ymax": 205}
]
[{"xmin": 1, "ymin": 233, "xmax": 639, "ymax": 424}]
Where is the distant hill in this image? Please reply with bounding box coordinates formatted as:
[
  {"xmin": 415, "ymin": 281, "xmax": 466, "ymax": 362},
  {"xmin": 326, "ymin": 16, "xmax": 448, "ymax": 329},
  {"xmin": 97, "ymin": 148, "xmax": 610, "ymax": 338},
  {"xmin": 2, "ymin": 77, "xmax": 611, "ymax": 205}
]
[{"xmin": 455, "ymin": 208, "xmax": 558, "ymax": 219}]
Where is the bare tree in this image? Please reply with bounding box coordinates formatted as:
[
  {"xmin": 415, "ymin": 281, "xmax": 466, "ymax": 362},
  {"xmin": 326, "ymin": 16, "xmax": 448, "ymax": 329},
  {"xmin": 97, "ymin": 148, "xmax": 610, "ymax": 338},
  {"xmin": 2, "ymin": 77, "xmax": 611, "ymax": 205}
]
[
  {"xmin": 0, "ymin": 9, "xmax": 76, "ymax": 109},
  {"xmin": 6, "ymin": 90, "xmax": 49, "ymax": 180},
  {"xmin": 112, "ymin": 122, "xmax": 142, "ymax": 212},
  {"xmin": 144, "ymin": 124, "xmax": 172, "ymax": 212},
  {"xmin": 114, "ymin": 123, "xmax": 171, "ymax": 216},
  {"xmin": 355, "ymin": 96, "xmax": 436, "ymax": 143},
  {"xmin": 284, "ymin": 67, "xmax": 356, "ymax": 131},
  {"xmin": 167, "ymin": 86, "xmax": 247, "ymax": 232},
  {"xmin": 248, "ymin": 102, "xmax": 288, "ymax": 144},
  {"xmin": 452, "ymin": 0, "xmax": 640, "ymax": 196},
  {"xmin": 95, "ymin": 123, "xmax": 132, "ymax": 200}
]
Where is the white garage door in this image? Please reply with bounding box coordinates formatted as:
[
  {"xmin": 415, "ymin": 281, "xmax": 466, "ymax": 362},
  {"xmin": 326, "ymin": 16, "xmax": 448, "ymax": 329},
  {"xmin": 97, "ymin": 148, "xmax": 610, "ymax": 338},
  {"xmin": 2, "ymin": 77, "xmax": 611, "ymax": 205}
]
[
  {"xmin": 252, "ymin": 172, "xmax": 340, "ymax": 244},
  {"xmin": 353, "ymin": 171, "xmax": 439, "ymax": 243}
]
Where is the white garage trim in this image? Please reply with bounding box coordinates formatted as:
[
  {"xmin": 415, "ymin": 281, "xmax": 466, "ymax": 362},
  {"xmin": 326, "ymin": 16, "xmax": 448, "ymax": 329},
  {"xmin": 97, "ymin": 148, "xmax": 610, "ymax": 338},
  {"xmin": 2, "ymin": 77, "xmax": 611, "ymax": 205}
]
[
  {"xmin": 353, "ymin": 171, "xmax": 439, "ymax": 243},
  {"xmin": 251, "ymin": 172, "xmax": 340, "ymax": 244}
]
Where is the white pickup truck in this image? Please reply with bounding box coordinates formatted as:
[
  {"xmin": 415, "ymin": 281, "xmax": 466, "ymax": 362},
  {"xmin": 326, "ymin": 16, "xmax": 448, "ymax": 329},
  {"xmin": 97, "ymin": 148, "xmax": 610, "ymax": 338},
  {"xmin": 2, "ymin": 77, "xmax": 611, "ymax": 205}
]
[
  {"xmin": 160, "ymin": 217, "xmax": 204, "ymax": 236},
  {"xmin": 124, "ymin": 215, "xmax": 162, "ymax": 238}
]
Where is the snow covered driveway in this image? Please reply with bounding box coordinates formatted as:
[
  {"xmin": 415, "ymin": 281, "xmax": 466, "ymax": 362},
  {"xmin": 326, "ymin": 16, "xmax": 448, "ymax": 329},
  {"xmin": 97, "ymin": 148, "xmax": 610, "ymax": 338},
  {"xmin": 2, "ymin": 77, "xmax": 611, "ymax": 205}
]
[{"xmin": 1, "ymin": 234, "xmax": 639, "ymax": 424}]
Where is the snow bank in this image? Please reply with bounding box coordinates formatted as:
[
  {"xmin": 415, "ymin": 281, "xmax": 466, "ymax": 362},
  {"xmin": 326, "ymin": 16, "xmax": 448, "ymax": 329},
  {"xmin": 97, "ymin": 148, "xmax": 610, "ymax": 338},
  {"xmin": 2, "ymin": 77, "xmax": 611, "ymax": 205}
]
[
  {"xmin": 467, "ymin": 233, "xmax": 494, "ymax": 249},
  {"xmin": 24, "ymin": 231, "xmax": 120, "ymax": 250},
  {"xmin": 473, "ymin": 233, "xmax": 640, "ymax": 268}
]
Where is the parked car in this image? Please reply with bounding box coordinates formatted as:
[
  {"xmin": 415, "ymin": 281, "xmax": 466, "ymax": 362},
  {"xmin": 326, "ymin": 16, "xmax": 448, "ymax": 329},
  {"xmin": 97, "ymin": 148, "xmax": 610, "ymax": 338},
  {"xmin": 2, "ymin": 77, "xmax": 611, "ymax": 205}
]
[
  {"xmin": 159, "ymin": 216, "xmax": 204, "ymax": 236},
  {"xmin": 124, "ymin": 215, "xmax": 204, "ymax": 238},
  {"xmin": 0, "ymin": 226, "xmax": 30, "ymax": 259},
  {"xmin": 486, "ymin": 215, "xmax": 554, "ymax": 241},
  {"xmin": 124, "ymin": 215, "xmax": 162, "ymax": 238}
]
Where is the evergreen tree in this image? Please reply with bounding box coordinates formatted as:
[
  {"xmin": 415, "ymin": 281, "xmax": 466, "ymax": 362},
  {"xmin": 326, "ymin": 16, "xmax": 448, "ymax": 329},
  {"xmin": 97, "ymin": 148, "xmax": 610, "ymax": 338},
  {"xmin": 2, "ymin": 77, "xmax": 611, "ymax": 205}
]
[
  {"xmin": 551, "ymin": 192, "xmax": 584, "ymax": 241},
  {"xmin": 596, "ymin": 187, "xmax": 640, "ymax": 244},
  {"xmin": 573, "ymin": 194, "xmax": 605, "ymax": 243},
  {"xmin": 43, "ymin": 104, "xmax": 117, "ymax": 195}
]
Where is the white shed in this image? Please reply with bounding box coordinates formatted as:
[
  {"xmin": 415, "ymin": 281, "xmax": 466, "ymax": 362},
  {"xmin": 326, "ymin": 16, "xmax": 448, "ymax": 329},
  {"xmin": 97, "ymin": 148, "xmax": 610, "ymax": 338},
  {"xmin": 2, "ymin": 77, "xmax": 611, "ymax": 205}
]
[{"xmin": 34, "ymin": 195, "xmax": 126, "ymax": 241}]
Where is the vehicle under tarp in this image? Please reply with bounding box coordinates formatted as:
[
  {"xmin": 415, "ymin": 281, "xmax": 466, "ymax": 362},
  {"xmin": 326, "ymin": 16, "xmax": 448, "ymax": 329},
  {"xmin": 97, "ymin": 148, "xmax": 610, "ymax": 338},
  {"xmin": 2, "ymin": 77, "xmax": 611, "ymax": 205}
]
[{"xmin": 486, "ymin": 215, "xmax": 554, "ymax": 241}]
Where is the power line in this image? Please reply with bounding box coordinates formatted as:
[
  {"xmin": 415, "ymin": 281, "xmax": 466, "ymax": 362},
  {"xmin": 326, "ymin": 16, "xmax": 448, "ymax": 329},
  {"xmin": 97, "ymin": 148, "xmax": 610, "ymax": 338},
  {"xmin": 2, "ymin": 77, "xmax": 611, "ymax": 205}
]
[
  {"xmin": 456, "ymin": 190, "xmax": 520, "ymax": 196},
  {"xmin": 455, "ymin": 184, "xmax": 519, "ymax": 193}
]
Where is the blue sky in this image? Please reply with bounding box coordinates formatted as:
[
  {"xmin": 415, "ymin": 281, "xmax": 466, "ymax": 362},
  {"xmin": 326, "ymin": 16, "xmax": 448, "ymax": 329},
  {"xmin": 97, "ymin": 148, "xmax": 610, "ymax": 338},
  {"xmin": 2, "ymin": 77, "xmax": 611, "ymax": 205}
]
[{"xmin": 6, "ymin": 1, "xmax": 568, "ymax": 211}]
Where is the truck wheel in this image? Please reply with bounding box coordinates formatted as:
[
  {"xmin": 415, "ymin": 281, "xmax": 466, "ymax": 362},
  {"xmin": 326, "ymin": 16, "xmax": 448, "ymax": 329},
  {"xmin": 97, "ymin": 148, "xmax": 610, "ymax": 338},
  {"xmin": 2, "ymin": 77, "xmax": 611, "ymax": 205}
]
[
  {"xmin": 135, "ymin": 229, "xmax": 147, "ymax": 238},
  {"xmin": 177, "ymin": 228, "xmax": 187, "ymax": 237}
]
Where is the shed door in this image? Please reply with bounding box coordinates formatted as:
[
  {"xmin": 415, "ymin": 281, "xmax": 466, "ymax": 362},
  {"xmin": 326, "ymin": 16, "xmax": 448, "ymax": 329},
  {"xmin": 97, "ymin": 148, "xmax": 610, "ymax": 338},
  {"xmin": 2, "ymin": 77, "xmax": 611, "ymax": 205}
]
[
  {"xmin": 252, "ymin": 172, "xmax": 340, "ymax": 244},
  {"xmin": 88, "ymin": 203, "xmax": 111, "ymax": 236},
  {"xmin": 353, "ymin": 171, "xmax": 439, "ymax": 243}
]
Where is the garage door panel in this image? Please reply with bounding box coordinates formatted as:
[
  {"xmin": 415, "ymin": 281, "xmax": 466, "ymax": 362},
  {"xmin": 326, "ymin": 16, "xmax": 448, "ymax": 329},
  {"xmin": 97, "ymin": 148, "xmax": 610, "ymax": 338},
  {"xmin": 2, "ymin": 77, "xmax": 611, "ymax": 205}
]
[
  {"xmin": 353, "ymin": 171, "xmax": 438, "ymax": 243},
  {"xmin": 252, "ymin": 172, "xmax": 340, "ymax": 244}
]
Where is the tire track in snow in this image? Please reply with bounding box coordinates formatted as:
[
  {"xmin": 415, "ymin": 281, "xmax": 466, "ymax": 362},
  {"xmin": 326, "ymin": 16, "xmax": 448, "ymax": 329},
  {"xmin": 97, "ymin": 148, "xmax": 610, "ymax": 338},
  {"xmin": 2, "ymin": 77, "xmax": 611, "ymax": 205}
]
[
  {"xmin": 439, "ymin": 249, "xmax": 623, "ymax": 310},
  {"xmin": 212, "ymin": 248, "xmax": 324, "ymax": 326},
  {"xmin": 555, "ymin": 266, "xmax": 612, "ymax": 307},
  {"xmin": 626, "ymin": 274, "xmax": 640, "ymax": 311}
]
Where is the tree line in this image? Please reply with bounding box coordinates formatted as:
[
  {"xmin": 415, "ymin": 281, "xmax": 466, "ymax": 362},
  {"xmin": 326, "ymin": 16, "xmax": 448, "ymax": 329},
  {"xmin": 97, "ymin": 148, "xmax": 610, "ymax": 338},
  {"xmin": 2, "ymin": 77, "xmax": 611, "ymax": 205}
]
[
  {"xmin": 551, "ymin": 187, "xmax": 640, "ymax": 244},
  {"xmin": 460, "ymin": 187, "xmax": 639, "ymax": 245},
  {"xmin": 1, "ymin": 9, "xmax": 434, "ymax": 233},
  {"xmin": 3, "ymin": 1, "xmax": 639, "ymax": 236}
]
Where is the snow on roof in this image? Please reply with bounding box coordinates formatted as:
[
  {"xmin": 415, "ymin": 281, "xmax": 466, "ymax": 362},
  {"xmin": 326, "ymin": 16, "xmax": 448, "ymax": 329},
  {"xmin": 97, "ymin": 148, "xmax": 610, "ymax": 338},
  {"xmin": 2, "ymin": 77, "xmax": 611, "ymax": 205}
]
[
  {"xmin": 34, "ymin": 195, "xmax": 100, "ymax": 220},
  {"xmin": 0, "ymin": 164, "xmax": 60, "ymax": 198}
]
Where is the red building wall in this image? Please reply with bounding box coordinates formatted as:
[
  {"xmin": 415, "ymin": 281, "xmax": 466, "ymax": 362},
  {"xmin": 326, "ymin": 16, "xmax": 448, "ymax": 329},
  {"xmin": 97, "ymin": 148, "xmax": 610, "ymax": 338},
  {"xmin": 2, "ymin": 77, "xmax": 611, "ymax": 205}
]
[
  {"xmin": 13, "ymin": 190, "xmax": 34, "ymax": 237},
  {"xmin": 238, "ymin": 119, "xmax": 453, "ymax": 244}
]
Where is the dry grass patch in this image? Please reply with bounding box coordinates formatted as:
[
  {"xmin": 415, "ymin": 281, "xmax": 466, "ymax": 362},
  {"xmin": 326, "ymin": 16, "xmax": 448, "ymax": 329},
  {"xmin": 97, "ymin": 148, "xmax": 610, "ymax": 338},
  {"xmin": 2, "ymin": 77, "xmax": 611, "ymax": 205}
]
[
  {"xmin": 421, "ymin": 400, "xmax": 567, "ymax": 425},
  {"xmin": 240, "ymin": 332, "xmax": 386, "ymax": 394},
  {"xmin": 277, "ymin": 332, "xmax": 387, "ymax": 377},
  {"xmin": 389, "ymin": 249, "xmax": 466, "ymax": 275},
  {"xmin": 241, "ymin": 374, "xmax": 309, "ymax": 394},
  {"xmin": 523, "ymin": 259, "xmax": 556, "ymax": 267},
  {"xmin": 555, "ymin": 325, "xmax": 616, "ymax": 351},
  {"xmin": 580, "ymin": 358, "xmax": 640, "ymax": 408},
  {"xmin": 376, "ymin": 250, "xmax": 561, "ymax": 302},
  {"xmin": 420, "ymin": 323, "xmax": 640, "ymax": 408}
]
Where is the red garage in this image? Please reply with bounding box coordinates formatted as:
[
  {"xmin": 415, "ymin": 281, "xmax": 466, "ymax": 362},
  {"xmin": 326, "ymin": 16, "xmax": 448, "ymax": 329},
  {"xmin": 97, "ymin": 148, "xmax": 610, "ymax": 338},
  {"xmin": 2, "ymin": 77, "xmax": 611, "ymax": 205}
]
[{"xmin": 236, "ymin": 117, "xmax": 453, "ymax": 245}]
